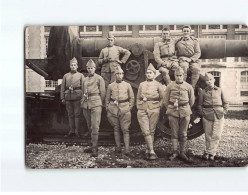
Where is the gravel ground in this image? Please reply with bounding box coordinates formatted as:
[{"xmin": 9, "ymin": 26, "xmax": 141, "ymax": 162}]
[{"xmin": 26, "ymin": 118, "xmax": 248, "ymax": 168}]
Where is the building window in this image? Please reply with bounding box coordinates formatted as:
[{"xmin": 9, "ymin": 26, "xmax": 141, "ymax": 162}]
[
  {"xmin": 98, "ymin": 26, "xmax": 102, "ymax": 31},
  {"xmin": 176, "ymin": 25, "xmax": 184, "ymax": 30},
  {"xmin": 170, "ymin": 25, "xmax": 174, "ymax": 30},
  {"xmin": 109, "ymin": 26, "xmax": 113, "ymax": 31},
  {"xmin": 145, "ymin": 25, "xmax": 156, "ymax": 31},
  {"xmin": 159, "ymin": 25, "xmax": 163, "ymax": 30},
  {"xmin": 241, "ymin": 71, "xmax": 248, "ymax": 83},
  {"xmin": 115, "ymin": 25, "xmax": 126, "ymax": 31},
  {"xmin": 128, "ymin": 25, "xmax": 132, "ymax": 31},
  {"xmin": 45, "ymin": 80, "xmax": 58, "ymax": 88},
  {"xmin": 202, "ymin": 25, "xmax": 206, "ymax": 29},
  {"xmin": 139, "ymin": 25, "xmax": 143, "ymax": 31},
  {"xmin": 86, "ymin": 26, "xmax": 96, "ymax": 32},
  {"xmin": 44, "ymin": 26, "xmax": 51, "ymax": 32},
  {"xmin": 223, "ymin": 25, "xmax": 227, "ymax": 29},
  {"xmin": 208, "ymin": 71, "xmax": 221, "ymax": 87},
  {"xmin": 240, "ymin": 71, "xmax": 248, "ymax": 96},
  {"xmin": 209, "ymin": 25, "xmax": 220, "ymax": 29},
  {"xmin": 242, "ymin": 25, "xmax": 247, "ymax": 29}
]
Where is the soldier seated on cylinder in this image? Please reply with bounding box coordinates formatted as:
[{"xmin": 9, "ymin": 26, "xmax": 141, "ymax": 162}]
[
  {"xmin": 164, "ymin": 67, "xmax": 195, "ymax": 163},
  {"xmin": 137, "ymin": 63, "xmax": 164, "ymax": 160},
  {"xmin": 153, "ymin": 27, "xmax": 179, "ymax": 85},
  {"xmin": 98, "ymin": 32, "xmax": 131, "ymax": 89},
  {"xmin": 198, "ymin": 73, "xmax": 229, "ymax": 161},
  {"xmin": 175, "ymin": 25, "xmax": 201, "ymax": 89},
  {"xmin": 81, "ymin": 59, "xmax": 106, "ymax": 157},
  {"xmin": 60, "ymin": 57, "xmax": 85, "ymax": 138},
  {"xmin": 105, "ymin": 66, "xmax": 135, "ymax": 156}
]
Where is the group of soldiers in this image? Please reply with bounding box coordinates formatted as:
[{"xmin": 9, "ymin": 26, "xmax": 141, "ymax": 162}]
[{"xmin": 60, "ymin": 25, "xmax": 229, "ymax": 162}]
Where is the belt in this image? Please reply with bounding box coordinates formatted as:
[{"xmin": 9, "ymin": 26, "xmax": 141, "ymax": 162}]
[
  {"xmin": 169, "ymin": 101, "xmax": 189, "ymax": 107},
  {"xmin": 161, "ymin": 55, "xmax": 171, "ymax": 58},
  {"xmin": 110, "ymin": 98, "xmax": 129, "ymax": 103},
  {"xmin": 140, "ymin": 97, "xmax": 160, "ymax": 101},
  {"xmin": 66, "ymin": 87, "xmax": 81, "ymax": 90},
  {"xmin": 203, "ymin": 105, "xmax": 223, "ymax": 108},
  {"xmin": 88, "ymin": 93, "xmax": 100, "ymax": 97}
]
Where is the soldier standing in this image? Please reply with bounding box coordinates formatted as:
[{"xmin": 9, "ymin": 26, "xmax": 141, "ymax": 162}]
[
  {"xmin": 98, "ymin": 32, "xmax": 131, "ymax": 89},
  {"xmin": 137, "ymin": 63, "xmax": 164, "ymax": 160},
  {"xmin": 164, "ymin": 67, "xmax": 195, "ymax": 162},
  {"xmin": 153, "ymin": 27, "xmax": 179, "ymax": 85},
  {"xmin": 105, "ymin": 67, "xmax": 135, "ymax": 156},
  {"xmin": 81, "ymin": 59, "xmax": 106, "ymax": 157},
  {"xmin": 61, "ymin": 57, "xmax": 85, "ymax": 138},
  {"xmin": 198, "ymin": 73, "xmax": 229, "ymax": 161},
  {"xmin": 175, "ymin": 25, "xmax": 201, "ymax": 89}
]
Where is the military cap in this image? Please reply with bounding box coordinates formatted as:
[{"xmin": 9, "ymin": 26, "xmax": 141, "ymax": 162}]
[
  {"xmin": 70, "ymin": 57, "xmax": 78, "ymax": 64},
  {"xmin": 107, "ymin": 32, "xmax": 115, "ymax": 39},
  {"xmin": 115, "ymin": 66, "xmax": 124, "ymax": 74},
  {"xmin": 86, "ymin": 59, "xmax": 96, "ymax": 68},
  {"xmin": 174, "ymin": 67, "xmax": 184, "ymax": 74},
  {"xmin": 147, "ymin": 63, "xmax": 156, "ymax": 73},
  {"xmin": 182, "ymin": 25, "xmax": 191, "ymax": 30},
  {"xmin": 204, "ymin": 73, "xmax": 214, "ymax": 81}
]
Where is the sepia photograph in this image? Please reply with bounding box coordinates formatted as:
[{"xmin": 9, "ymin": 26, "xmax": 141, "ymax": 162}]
[{"xmin": 25, "ymin": 24, "xmax": 248, "ymax": 169}]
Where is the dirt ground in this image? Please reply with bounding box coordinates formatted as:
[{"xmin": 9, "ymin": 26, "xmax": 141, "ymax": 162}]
[{"xmin": 26, "ymin": 110, "xmax": 248, "ymax": 168}]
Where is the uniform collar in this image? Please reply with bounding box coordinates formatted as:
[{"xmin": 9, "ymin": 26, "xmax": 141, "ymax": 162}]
[
  {"xmin": 183, "ymin": 36, "xmax": 190, "ymax": 41},
  {"xmin": 176, "ymin": 81, "xmax": 183, "ymax": 84},
  {"xmin": 88, "ymin": 73, "xmax": 95, "ymax": 77},
  {"xmin": 146, "ymin": 79, "xmax": 154, "ymax": 82},
  {"xmin": 162, "ymin": 38, "xmax": 171, "ymax": 43},
  {"xmin": 70, "ymin": 70, "xmax": 77, "ymax": 74},
  {"xmin": 116, "ymin": 80, "xmax": 122, "ymax": 83},
  {"xmin": 205, "ymin": 85, "xmax": 218, "ymax": 92}
]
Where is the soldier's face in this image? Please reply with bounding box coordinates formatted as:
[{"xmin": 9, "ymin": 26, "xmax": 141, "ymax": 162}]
[
  {"xmin": 175, "ymin": 73, "xmax": 184, "ymax": 83},
  {"xmin": 107, "ymin": 38, "xmax": 115, "ymax": 46},
  {"xmin": 70, "ymin": 62, "xmax": 78, "ymax": 71},
  {"xmin": 206, "ymin": 78, "xmax": 215, "ymax": 87},
  {"xmin": 116, "ymin": 72, "xmax": 124, "ymax": 81},
  {"xmin": 162, "ymin": 30, "xmax": 170, "ymax": 40},
  {"xmin": 87, "ymin": 67, "xmax": 96, "ymax": 75},
  {"xmin": 182, "ymin": 27, "xmax": 191, "ymax": 37},
  {"xmin": 146, "ymin": 70, "xmax": 155, "ymax": 80}
]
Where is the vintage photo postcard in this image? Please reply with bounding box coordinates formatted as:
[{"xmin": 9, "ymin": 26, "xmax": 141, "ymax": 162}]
[{"xmin": 25, "ymin": 25, "xmax": 248, "ymax": 168}]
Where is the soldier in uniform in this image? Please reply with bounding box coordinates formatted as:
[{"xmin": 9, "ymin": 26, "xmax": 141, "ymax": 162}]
[
  {"xmin": 61, "ymin": 57, "xmax": 85, "ymax": 138},
  {"xmin": 153, "ymin": 27, "xmax": 179, "ymax": 85},
  {"xmin": 98, "ymin": 32, "xmax": 131, "ymax": 89},
  {"xmin": 105, "ymin": 66, "xmax": 135, "ymax": 156},
  {"xmin": 175, "ymin": 25, "xmax": 201, "ymax": 89},
  {"xmin": 137, "ymin": 63, "xmax": 164, "ymax": 160},
  {"xmin": 81, "ymin": 59, "xmax": 106, "ymax": 157},
  {"xmin": 198, "ymin": 73, "xmax": 229, "ymax": 161},
  {"xmin": 164, "ymin": 67, "xmax": 195, "ymax": 162}
]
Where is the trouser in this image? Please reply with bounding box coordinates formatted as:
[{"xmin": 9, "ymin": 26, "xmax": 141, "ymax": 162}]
[
  {"xmin": 159, "ymin": 60, "xmax": 179, "ymax": 85},
  {"xmin": 178, "ymin": 61, "xmax": 201, "ymax": 89},
  {"xmin": 65, "ymin": 100, "xmax": 81, "ymax": 133},
  {"xmin": 137, "ymin": 108, "xmax": 160, "ymax": 152},
  {"xmin": 168, "ymin": 115, "xmax": 190, "ymax": 153},
  {"xmin": 107, "ymin": 111, "xmax": 131, "ymax": 151},
  {"xmin": 202, "ymin": 114, "xmax": 224, "ymax": 156},
  {"xmin": 83, "ymin": 106, "xmax": 102, "ymax": 148}
]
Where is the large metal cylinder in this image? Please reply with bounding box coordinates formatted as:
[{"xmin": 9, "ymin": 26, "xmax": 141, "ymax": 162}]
[{"xmin": 81, "ymin": 38, "xmax": 248, "ymax": 59}]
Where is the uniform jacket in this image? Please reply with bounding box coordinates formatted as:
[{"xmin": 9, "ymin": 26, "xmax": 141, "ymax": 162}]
[
  {"xmin": 153, "ymin": 39, "xmax": 177, "ymax": 68},
  {"xmin": 81, "ymin": 74, "xmax": 106, "ymax": 109},
  {"xmin": 60, "ymin": 71, "xmax": 85, "ymax": 101},
  {"xmin": 175, "ymin": 37, "xmax": 201, "ymax": 62},
  {"xmin": 98, "ymin": 45, "xmax": 131, "ymax": 73},
  {"xmin": 105, "ymin": 81, "xmax": 135, "ymax": 116},
  {"xmin": 198, "ymin": 86, "xmax": 229, "ymax": 121},
  {"xmin": 164, "ymin": 81, "xmax": 195, "ymax": 117},
  {"xmin": 136, "ymin": 80, "xmax": 164, "ymax": 110}
]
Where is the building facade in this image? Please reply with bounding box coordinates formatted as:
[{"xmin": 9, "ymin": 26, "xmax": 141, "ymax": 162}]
[{"xmin": 25, "ymin": 25, "xmax": 248, "ymax": 105}]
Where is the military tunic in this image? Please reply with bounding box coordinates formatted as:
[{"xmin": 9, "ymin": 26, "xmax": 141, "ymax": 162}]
[
  {"xmin": 61, "ymin": 71, "xmax": 85, "ymax": 134},
  {"xmin": 198, "ymin": 86, "xmax": 229, "ymax": 156},
  {"xmin": 81, "ymin": 73, "xmax": 105, "ymax": 147},
  {"xmin": 175, "ymin": 37, "xmax": 201, "ymax": 88},
  {"xmin": 98, "ymin": 45, "xmax": 131, "ymax": 88},
  {"xmin": 164, "ymin": 81, "xmax": 195, "ymax": 140},
  {"xmin": 137, "ymin": 80, "xmax": 164, "ymax": 137}
]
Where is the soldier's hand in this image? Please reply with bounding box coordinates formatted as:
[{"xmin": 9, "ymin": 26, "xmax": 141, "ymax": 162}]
[
  {"xmin": 61, "ymin": 99, "xmax": 65, "ymax": 105},
  {"xmin": 162, "ymin": 61, "xmax": 167, "ymax": 67},
  {"xmin": 224, "ymin": 109, "xmax": 228, "ymax": 115},
  {"xmin": 186, "ymin": 58, "xmax": 192, "ymax": 62},
  {"xmin": 117, "ymin": 60, "xmax": 123, "ymax": 65}
]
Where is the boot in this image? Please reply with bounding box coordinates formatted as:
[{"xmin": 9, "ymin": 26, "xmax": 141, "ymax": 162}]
[
  {"xmin": 123, "ymin": 133, "xmax": 130, "ymax": 155},
  {"xmin": 114, "ymin": 130, "xmax": 121, "ymax": 148},
  {"xmin": 179, "ymin": 138, "xmax": 193, "ymax": 163},
  {"xmin": 75, "ymin": 118, "xmax": 80, "ymax": 138},
  {"xmin": 65, "ymin": 117, "xmax": 75, "ymax": 137},
  {"xmin": 91, "ymin": 147, "xmax": 98, "ymax": 157},
  {"xmin": 84, "ymin": 147, "xmax": 92, "ymax": 153},
  {"xmin": 115, "ymin": 147, "xmax": 122, "ymax": 154},
  {"xmin": 169, "ymin": 139, "xmax": 179, "ymax": 160},
  {"xmin": 191, "ymin": 73, "xmax": 200, "ymax": 89},
  {"xmin": 149, "ymin": 152, "xmax": 158, "ymax": 160},
  {"xmin": 169, "ymin": 151, "xmax": 179, "ymax": 161},
  {"xmin": 91, "ymin": 133, "xmax": 99, "ymax": 148},
  {"xmin": 163, "ymin": 75, "xmax": 171, "ymax": 85},
  {"xmin": 144, "ymin": 135, "xmax": 154, "ymax": 152}
]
